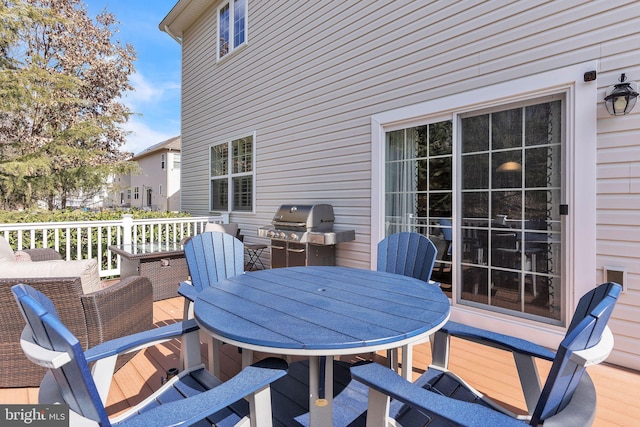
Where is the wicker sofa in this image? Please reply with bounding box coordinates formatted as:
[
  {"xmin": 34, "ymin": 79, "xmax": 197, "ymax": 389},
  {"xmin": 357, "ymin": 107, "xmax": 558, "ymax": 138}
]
[{"xmin": 0, "ymin": 244, "xmax": 153, "ymax": 388}]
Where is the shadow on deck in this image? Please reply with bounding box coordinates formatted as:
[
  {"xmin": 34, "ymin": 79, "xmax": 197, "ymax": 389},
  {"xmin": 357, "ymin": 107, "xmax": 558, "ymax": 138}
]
[{"xmin": 3, "ymin": 296, "xmax": 639, "ymax": 426}]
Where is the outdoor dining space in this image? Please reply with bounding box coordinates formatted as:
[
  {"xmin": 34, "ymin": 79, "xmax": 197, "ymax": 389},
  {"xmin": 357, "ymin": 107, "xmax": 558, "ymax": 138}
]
[
  {"xmin": 3, "ymin": 293, "xmax": 638, "ymax": 426},
  {"xmin": 1, "ymin": 229, "xmax": 639, "ymax": 426}
]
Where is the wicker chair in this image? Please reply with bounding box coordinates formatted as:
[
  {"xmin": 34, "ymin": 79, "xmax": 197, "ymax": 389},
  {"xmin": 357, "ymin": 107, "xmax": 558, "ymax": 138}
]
[{"xmin": 0, "ymin": 247, "xmax": 153, "ymax": 388}]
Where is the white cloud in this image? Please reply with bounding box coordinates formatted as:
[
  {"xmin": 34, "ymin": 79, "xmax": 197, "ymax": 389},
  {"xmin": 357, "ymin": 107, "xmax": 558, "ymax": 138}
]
[
  {"xmin": 122, "ymin": 117, "xmax": 179, "ymax": 154},
  {"xmin": 124, "ymin": 72, "xmax": 165, "ymax": 107},
  {"xmin": 117, "ymin": 70, "xmax": 181, "ymax": 154}
]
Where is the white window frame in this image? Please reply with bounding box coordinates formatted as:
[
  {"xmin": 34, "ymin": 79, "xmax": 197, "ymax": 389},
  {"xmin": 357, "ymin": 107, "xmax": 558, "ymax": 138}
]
[
  {"xmin": 161, "ymin": 153, "xmax": 166, "ymax": 170},
  {"xmin": 370, "ymin": 62, "xmax": 597, "ymax": 348},
  {"xmin": 209, "ymin": 131, "xmax": 256, "ymax": 214},
  {"xmin": 217, "ymin": 0, "xmax": 248, "ymax": 61}
]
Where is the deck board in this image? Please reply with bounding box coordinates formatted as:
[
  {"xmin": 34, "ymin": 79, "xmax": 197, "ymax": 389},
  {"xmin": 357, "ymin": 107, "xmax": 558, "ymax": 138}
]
[{"xmin": 4, "ymin": 296, "xmax": 639, "ymax": 426}]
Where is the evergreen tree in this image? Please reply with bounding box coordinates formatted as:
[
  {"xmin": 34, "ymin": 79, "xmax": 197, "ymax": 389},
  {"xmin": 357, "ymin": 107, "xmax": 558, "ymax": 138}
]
[{"xmin": 0, "ymin": 0, "xmax": 136, "ymax": 209}]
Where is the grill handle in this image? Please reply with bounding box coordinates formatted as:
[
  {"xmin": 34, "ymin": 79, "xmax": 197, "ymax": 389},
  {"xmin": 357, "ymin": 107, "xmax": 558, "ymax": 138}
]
[
  {"xmin": 287, "ymin": 248, "xmax": 305, "ymax": 253},
  {"xmin": 271, "ymin": 221, "xmax": 307, "ymax": 228},
  {"xmin": 271, "ymin": 244, "xmax": 285, "ymax": 250}
]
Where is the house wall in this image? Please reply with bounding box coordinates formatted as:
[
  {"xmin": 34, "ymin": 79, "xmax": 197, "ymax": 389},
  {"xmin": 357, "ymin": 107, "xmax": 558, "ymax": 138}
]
[
  {"xmin": 167, "ymin": 151, "xmax": 182, "ymax": 211},
  {"xmin": 132, "ymin": 152, "xmax": 169, "ymax": 211},
  {"xmin": 178, "ymin": 1, "xmax": 640, "ymax": 369},
  {"xmin": 109, "ymin": 174, "xmax": 132, "ymax": 208}
]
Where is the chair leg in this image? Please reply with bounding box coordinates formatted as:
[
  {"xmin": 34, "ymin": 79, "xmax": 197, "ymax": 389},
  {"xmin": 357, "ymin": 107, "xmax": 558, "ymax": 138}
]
[
  {"xmin": 248, "ymin": 385, "xmax": 275, "ymax": 427},
  {"xmin": 181, "ymin": 329, "xmax": 202, "ymax": 370},
  {"xmin": 401, "ymin": 344, "xmax": 413, "ymax": 380},
  {"xmin": 387, "ymin": 348, "xmax": 398, "ymax": 372},
  {"xmin": 430, "ymin": 330, "xmax": 451, "ymax": 368},
  {"xmin": 366, "ymin": 387, "xmax": 392, "ymax": 427},
  {"xmin": 242, "ymin": 348, "xmax": 254, "ymax": 368},
  {"xmin": 204, "ymin": 334, "xmax": 221, "ymax": 377}
]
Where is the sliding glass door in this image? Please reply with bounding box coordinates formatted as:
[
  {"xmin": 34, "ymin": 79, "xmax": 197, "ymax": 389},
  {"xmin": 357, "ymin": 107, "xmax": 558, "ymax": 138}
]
[{"xmin": 384, "ymin": 97, "xmax": 563, "ymax": 323}]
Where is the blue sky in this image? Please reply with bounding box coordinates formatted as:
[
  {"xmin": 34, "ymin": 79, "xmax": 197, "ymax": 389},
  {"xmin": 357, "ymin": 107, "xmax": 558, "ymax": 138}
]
[{"xmin": 86, "ymin": 1, "xmax": 181, "ymax": 155}]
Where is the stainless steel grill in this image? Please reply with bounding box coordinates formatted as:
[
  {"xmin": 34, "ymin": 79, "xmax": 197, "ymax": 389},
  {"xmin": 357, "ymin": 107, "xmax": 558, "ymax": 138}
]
[{"xmin": 258, "ymin": 204, "xmax": 355, "ymax": 268}]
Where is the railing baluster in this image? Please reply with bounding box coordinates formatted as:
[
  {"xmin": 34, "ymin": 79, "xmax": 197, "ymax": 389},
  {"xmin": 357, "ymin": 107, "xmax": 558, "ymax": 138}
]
[
  {"xmin": 76, "ymin": 227, "xmax": 82, "ymax": 259},
  {"xmin": 87, "ymin": 226, "xmax": 92, "ymax": 260},
  {"xmin": 98, "ymin": 226, "xmax": 104, "ymax": 269},
  {"xmin": 65, "ymin": 228, "xmax": 71, "ymax": 260}
]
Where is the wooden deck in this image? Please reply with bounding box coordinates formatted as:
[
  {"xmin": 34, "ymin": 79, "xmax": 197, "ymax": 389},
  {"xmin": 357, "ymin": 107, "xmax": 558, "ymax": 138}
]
[{"xmin": 3, "ymin": 296, "xmax": 639, "ymax": 426}]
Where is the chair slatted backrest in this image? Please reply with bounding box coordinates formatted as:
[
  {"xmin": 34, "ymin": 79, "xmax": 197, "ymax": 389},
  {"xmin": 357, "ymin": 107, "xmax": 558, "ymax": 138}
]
[
  {"xmin": 531, "ymin": 282, "xmax": 621, "ymax": 425},
  {"xmin": 184, "ymin": 231, "xmax": 245, "ymax": 293},
  {"xmin": 12, "ymin": 284, "xmax": 110, "ymax": 426},
  {"xmin": 377, "ymin": 232, "xmax": 438, "ymax": 283}
]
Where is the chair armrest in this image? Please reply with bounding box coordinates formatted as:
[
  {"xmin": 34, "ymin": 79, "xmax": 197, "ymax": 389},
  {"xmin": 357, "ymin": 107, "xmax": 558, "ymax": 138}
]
[
  {"xmin": 442, "ymin": 321, "xmax": 556, "ymax": 360},
  {"xmin": 117, "ymin": 358, "xmax": 288, "ymax": 427},
  {"xmin": 23, "ymin": 248, "xmax": 63, "ymax": 261},
  {"xmin": 80, "ymin": 276, "xmax": 153, "ymax": 347},
  {"xmin": 178, "ymin": 280, "xmax": 197, "ymax": 301},
  {"xmin": 84, "ymin": 319, "xmax": 199, "ymax": 363},
  {"xmin": 351, "ymin": 362, "xmax": 523, "ymax": 427}
]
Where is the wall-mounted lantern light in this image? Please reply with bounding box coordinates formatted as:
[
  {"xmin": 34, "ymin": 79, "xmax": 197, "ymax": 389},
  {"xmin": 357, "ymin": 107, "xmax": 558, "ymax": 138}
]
[{"xmin": 604, "ymin": 73, "xmax": 639, "ymax": 116}]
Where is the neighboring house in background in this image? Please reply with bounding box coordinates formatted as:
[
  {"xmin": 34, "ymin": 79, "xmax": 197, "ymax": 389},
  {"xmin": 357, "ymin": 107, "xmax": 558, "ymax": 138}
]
[
  {"xmin": 111, "ymin": 136, "xmax": 182, "ymax": 212},
  {"xmin": 160, "ymin": 1, "xmax": 640, "ymax": 370}
]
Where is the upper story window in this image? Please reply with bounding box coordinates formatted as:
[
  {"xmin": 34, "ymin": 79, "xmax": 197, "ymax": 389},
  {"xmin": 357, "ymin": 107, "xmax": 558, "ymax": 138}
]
[
  {"xmin": 173, "ymin": 153, "xmax": 181, "ymax": 169},
  {"xmin": 218, "ymin": 0, "xmax": 247, "ymax": 60},
  {"xmin": 210, "ymin": 133, "xmax": 255, "ymax": 212},
  {"xmin": 161, "ymin": 153, "xmax": 166, "ymax": 169},
  {"xmin": 134, "ymin": 187, "xmax": 139, "ymax": 200}
]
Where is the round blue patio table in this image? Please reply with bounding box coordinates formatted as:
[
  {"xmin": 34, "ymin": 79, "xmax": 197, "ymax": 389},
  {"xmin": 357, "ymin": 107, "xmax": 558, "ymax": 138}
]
[{"xmin": 194, "ymin": 266, "xmax": 450, "ymax": 426}]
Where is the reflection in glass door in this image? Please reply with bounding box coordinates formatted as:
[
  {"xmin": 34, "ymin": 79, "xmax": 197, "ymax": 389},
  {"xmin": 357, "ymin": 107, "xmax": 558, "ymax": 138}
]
[
  {"xmin": 385, "ymin": 122, "xmax": 453, "ymax": 295},
  {"xmin": 384, "ymin": 97, "xmax": 563, "ymax": 323},
  {"xmin": 460, "ymin": 99, "xmax": 562, "ymax": 322}
]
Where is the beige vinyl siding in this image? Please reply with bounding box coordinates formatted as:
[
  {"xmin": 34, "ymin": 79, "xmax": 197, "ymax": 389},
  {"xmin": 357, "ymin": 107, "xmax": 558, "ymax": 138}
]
[
  {"xmin": 176, "ymin": 0, "xmax": 640, "ymax": 367},
  {"xmin": 593, "ymin": 1, "xmax": 640, "ymax": 370},
  {"xmin": 597, "ymin": 113, "xmax": 640, "ymax": 369}
]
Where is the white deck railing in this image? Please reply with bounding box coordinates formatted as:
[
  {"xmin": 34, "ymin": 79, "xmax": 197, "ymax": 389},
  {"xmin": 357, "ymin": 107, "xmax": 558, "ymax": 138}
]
[{"xmin": 0, "ymin": 213, "xmax": 229, "ymax": 278}]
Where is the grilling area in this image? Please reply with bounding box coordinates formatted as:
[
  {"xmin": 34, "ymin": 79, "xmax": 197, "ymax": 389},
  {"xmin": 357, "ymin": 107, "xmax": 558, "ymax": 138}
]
[{"xmin": 258, "ymin": 204, "xmax": 355, "ymax": 268}]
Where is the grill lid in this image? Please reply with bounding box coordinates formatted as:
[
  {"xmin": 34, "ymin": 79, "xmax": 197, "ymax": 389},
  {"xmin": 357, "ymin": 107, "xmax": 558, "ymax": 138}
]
[{"xmin": 271, "ymin": 204, "xmax": 335, "ymax": 231}]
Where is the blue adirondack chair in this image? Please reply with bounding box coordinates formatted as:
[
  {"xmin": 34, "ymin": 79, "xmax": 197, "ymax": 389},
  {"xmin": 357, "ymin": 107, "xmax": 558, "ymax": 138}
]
[
  {"xmin": 377, "ymin": 231, "xmax": 438, "ymax": 283},
  {"xmin": 351, "ymin": 281, "xmax": 621, "ymax": 426},
  {"xmin": 180, "ymin": 231, "xmax": 245, "ymax": 374},
  {"xmin": 12, "ymin": 283, "xmax": 286, "ymax": 427},
  {"xmin": 376, "ymin": 231, "xmax": 439, "ymax": 374},
  {"xmin": 180, "ymin": 231, "xmax": 245, "ymax": 306}
]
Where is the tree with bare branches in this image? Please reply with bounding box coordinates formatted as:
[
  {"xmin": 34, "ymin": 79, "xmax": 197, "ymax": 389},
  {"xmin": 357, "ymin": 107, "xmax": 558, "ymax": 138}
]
[{"xmin": 0, "ymin": 0, "xmax": 136, "ymax": 209}]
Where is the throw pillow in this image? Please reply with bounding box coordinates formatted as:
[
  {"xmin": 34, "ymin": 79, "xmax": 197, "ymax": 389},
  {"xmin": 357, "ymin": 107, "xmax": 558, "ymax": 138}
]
[
  {"xmin": 0, "ymin": 236, "xmax": 15, "ymax": 263},
  {"xmin": 14, "ymin": 251, "xmax": 32, "ymax": 262}
]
